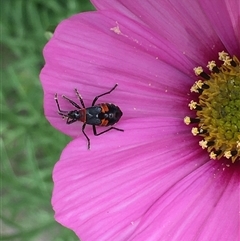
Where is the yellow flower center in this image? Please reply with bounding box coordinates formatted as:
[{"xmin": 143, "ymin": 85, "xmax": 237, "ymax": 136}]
[{"xmin": 184, "ymin": 51, "xmax": 240, "ymax": 163}]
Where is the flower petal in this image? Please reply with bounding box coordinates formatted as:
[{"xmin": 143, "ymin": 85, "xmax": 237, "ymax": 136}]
[
  {"xmin": 52, "ymin": 134, "xmax": 200, "ymax": 240},
  {"xmin": 43, "ymin": 1, "xmax": 240, "ymax": 241},
  {"xmin": 127, "ymin": 162, "xmax": 240, "ymax": 241},
  {"xmin": 199, "ymin": 0, "xmax": 240, "ymax": 55},
  {"xmin": 40, "ymin": 11, "xmax": 193, "ymax": 138},
  {"xmin": 52, "ymin": 135, "xmax": 239, "ymax": 241},
  {"xmin": 92, "ymin": 0, "xmax": 226, "ymax": 63}
]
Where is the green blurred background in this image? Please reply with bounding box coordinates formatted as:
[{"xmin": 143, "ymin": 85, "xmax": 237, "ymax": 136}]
[{"xmin": 1, "ymin": 1, "xmax": 94, "ymax": 240}]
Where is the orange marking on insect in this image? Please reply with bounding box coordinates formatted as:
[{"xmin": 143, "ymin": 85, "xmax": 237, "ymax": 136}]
[
  {"xmin": 101, "ymin": 103, "xmax": 109, "ymax": 113},
  {"xmin": 101, "ymin": 118, "xmax": 109, "ymax": 126},
  {"xmin": 79, "ymin": 109, "xmax": 86, "ymax": 123}
]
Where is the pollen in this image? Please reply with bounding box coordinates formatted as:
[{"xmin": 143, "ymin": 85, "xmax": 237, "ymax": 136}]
[{"xmin": 184, "ymin": 52, "xmax": 240, "ymax": 163}]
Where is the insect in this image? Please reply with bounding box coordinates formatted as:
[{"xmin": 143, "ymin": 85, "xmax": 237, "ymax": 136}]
[{"xmin": 54, "ymin": 84, "xmax": 124, "ymax": 149}]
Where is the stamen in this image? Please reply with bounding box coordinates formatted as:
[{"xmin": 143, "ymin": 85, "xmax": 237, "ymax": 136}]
[
  {"xmin": 207, "ymin": 61, "xmax": 216, "ymax": 71},
  {"xmin": 224, "ymin": 151, "xmax": 232, "ymax": 159},
  {"xmin": 194, "ymin": 67, "xmax": 210, "ymax": 80},
  {"xmin": 184, "ymin": 116, "xmax": 200, "ymax": 125},
  {"xmin": 218, "ymin": 51, "xmax": 229, "ymax": 61},
  {"xmin": 190, "ymin": 80, "xmax": 209, "ymax": 93},
  {"xmin": 210, "ymin": 150, "xmax": 222, "ymax": 160},
  {"xmin": 191, "ymin": 127, "xmax": 207, "ymax": 136},
  {"xmin": 223, "ymin": 56, "xmax": 232, "ymax": 66},
  {"xmin": 188, "ymin": 100, "xmax": 202, "ymax": 110},
  {"xmin": 191, "ymin": 127, "xmax": 199, "ymax": 136},
  {"xmin": 209, "ymin": 151, "xmax": 217, "ymax": 160},
  {"xmin": 207, "ymin": 61, "xmax": 220, "ymax": 73},
  {"xmin": 199, "ymin": 140, "xmax": 208, "ymax": 149},
  {"xmin": 185, "ymin": 52, "xmax": 240, "ymax": 163}
]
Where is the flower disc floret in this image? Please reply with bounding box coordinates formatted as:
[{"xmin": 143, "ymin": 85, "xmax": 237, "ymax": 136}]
[{"xmin": 184, "ymin": 52, "xmax": 240, "ymax": 163}]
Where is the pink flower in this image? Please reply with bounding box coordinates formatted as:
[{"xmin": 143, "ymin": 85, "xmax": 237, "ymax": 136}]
[{"xmin": 40, "ymin": 0, "xmax": 240, "ymax": 240}]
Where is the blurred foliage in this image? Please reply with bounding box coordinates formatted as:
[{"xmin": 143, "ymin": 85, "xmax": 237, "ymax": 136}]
[{"xmin": 1, "ymin": 0, "xmax": 94, "ymax": 240}]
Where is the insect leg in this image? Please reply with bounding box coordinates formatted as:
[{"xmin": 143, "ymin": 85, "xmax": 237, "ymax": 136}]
[
  {"xmin": 75, "ymin": 89, "xmax": 86, "ymax": 108},
  {"xmin": 66, "ymin": 118, "xmax": 78, "ymax": 124},
  {"xmin": 62, "ymin": 95, "xmax": 82, "ymax": 109},
  {"xmin": 54, "ymin": 94, "xmax": 69, "ymax": 113},
  {"xmin": 82, "ymin": 123, "xmax": 91, "ymax": 149},
  {"xmin": 91, "ymin": 84, "xmax": 118, "ymax": 106},
  {"xmin": 92, "ymin": 125, "xmax": 124, "ymax": 136}
]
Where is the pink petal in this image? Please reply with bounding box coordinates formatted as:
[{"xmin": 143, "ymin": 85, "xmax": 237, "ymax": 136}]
[
  {"xmin": 199, "ymin": 0, "xmax": 240, "ymax": 55},
  {"xmin": 52, "ymin": 136, "xmax": 239, "ymax": 241},
  {"xmin": 40, "ymin": 11, "xmax": 194, "ymax": 138},
  {"xmin": 129, "ymin": 163, "xmax": 240, "ymax": 241},
  {"xmin": 42, "ymin": 1, "xmax": 240, "ymax": 241},
  {"xmin": 225, "ymin": 0, "xmax": 240, "ymax": 47},
  {"xmin": 92, "ymin": 0, "xmax": 226, "ymax": 63}
]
